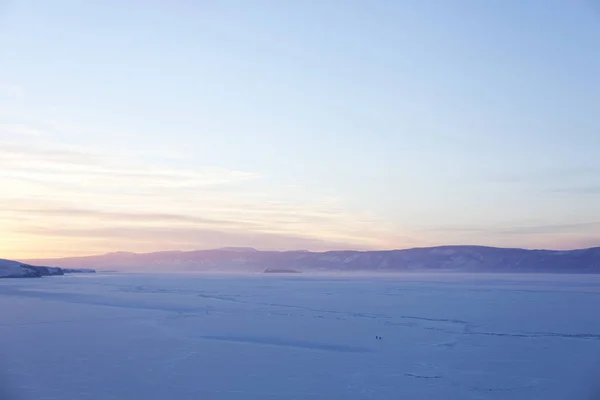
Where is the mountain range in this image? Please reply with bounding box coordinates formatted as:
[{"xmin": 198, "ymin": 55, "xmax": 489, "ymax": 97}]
[{"xmin": 19, "ymin": 245, "xmax": 600, "ymax": 274}]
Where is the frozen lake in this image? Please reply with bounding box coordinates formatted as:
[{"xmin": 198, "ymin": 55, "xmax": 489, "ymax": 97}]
[{"xmin": 1, "ymin": 273, "xmax": 600, "ymax": 399}]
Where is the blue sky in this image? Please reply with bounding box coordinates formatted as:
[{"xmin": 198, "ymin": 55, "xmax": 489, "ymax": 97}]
[{"xmin": 1, "ymin": 0, "xmax": 599, "ymax": 257}]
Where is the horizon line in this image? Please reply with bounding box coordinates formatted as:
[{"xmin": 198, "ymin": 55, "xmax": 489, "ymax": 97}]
[{"xmin": 17, "ymin": 243, "xmax": 600, "ymax": 261}]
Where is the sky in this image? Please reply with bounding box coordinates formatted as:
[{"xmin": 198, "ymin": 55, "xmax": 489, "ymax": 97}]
[{"xmin": 1, "ymin": 0, "xmax": 599, "ymax": 259}]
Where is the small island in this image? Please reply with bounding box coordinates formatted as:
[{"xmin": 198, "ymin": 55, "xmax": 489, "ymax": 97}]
[{"xmin": 263, "ymin": 268, "xmax": 301, "ymax": 274}]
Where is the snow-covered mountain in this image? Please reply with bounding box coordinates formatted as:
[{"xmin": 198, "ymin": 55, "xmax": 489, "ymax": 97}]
[
  {"xmin": 0, "ymin": 258, "xmax": 96, "ymax": 278},
  {"xmin": 0, "ymin": 258, "xmax": 63, "ymax": 278},
  {"xmin": 0, "ymin": 259, "xmax": 39, "ymax": 277},
  {"xmin": 22, "ymin": 245, "xmax": 600, "ymax": 273}
]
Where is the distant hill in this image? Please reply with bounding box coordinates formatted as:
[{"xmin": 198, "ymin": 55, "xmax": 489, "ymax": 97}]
[
  {"xmin": 0, "ymin": 258, "xmax": 95, "ymax": 278},
  {"xmin": 0, "ymin": 259, "xmax": 42, "ymax": 278},
  {"xmin": 22, "ymin": 245, "xmax": 600, "ymax": 274}
]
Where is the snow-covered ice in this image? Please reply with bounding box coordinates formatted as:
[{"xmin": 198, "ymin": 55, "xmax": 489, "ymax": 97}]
[{"xmin": 1, "ymin": 273, "xmax": 600, "ymax": 399}]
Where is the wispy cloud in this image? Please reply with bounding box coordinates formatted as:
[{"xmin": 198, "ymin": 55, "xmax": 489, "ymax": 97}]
[
  {"xmin": 0, "ymin": 141, "xmax": 101, "ymax": 163},
  {"xmin": 1, "ymin": 141, "xmax": 254, "ymax": 179},
  {"xmin": 1, "ymin": 205, "xmax": 258, "ymax": 228},
  {"xmin": 0, "ymin": 138, "xmax": 405, "ymax": 257},
  {"xmin": 0, "ymin": 123, "xmax": 44, "ymax": 137},
  {"xmin": 0, "ymin": 82, "xmax": 24, "ymax": 99},
  {"xmin": 432, "ymin": 221, "xmax": 600, "ymax": 236},
  {"xmin": 482, "ymin": 166, "xmax": 600, "ymax": 185},
  {"xmin": 548, "ymin": 186, "xmax": 600, "ymax": 196},
  {"xmin": 13, "ymin": 225, "xmax": 373, "ymax": 254}
]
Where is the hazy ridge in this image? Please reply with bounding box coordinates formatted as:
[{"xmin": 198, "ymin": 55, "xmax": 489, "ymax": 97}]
[{"xmin": 21, "ymin": 245, "xmax": 600, "ymax": 274}]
